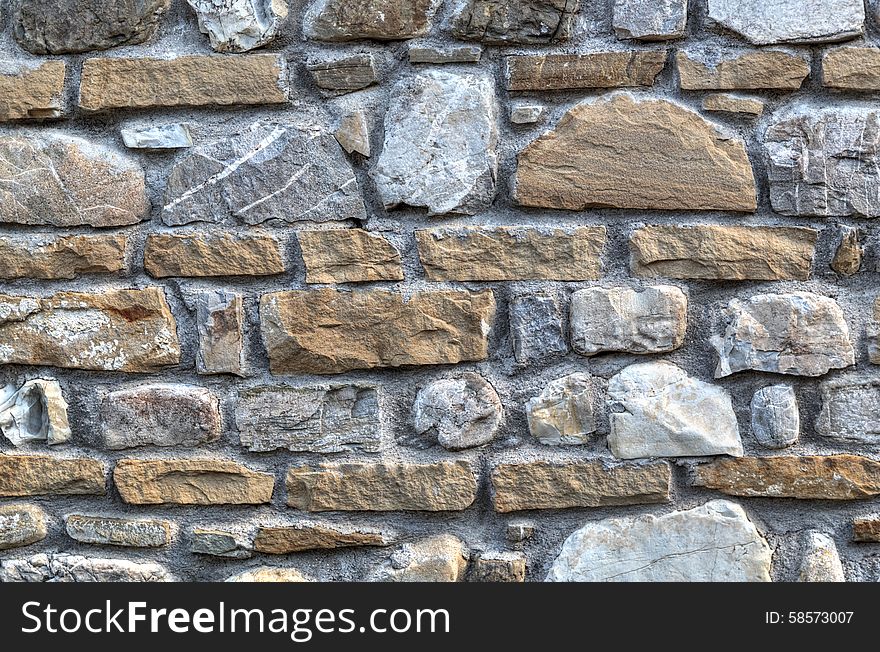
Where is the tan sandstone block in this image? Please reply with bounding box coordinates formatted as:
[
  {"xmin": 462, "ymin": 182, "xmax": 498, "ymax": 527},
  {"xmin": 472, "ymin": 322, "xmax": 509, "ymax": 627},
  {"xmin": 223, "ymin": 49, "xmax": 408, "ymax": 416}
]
[
  {"xmin": 0, "ymin": 456, "xmax": 105, "ymax": 497},
  {"xmin": 0, "ymin": 60, "xmax": 65, "ymax": 121},
  {"xmin": 144, "ymin": 232, "xmax": 284, "ymax": 277}
]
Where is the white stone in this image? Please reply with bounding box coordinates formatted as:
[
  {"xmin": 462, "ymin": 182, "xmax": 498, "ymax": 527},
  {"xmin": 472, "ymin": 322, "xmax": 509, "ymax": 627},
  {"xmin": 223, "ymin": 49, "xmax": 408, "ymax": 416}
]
[
  {"xmin": 226, "ymin": 567, "xmax": 311, "ymax": 582},
  {"xmin": 798, "ymin": 532, "xmax": 845, "ymax": 582},
  {"xmin": 0, "ymin": 378, "xmax": 70, "ymax": 446},
  {"xmin": 370, "ymin": 534, "xmax": 468, "ymax": 582},
  {"xmin": 751, "ymin": 385, "xmax": 799, "ymax": 449},
  {"xmin": 121, "ymin": 124, "xmax": 192, "ymax": 149},
  {"xmin": 614, "ymin": 0, "xmax": 688, "ymax": 41},
  {"xmin": 707, "ymin": 0, "xmax": 864, "ymax": 45},
  {"xmin": 510, "ymin": 103, "xmax": 545, "ymax": 124},
  {"xmin": 0, "ymin": 553, "xmax": 171, "ymax": 582},
  {"xmin": 187, "ymin": 0, "xmax": 288, "ymax": 52},
  {"xmin": 413, "ymin": 373, "xmax": 502, "ymax": 451},
  {"xmin": 526, "ymin": 373, "xmax": 595, "ymax": 446}
]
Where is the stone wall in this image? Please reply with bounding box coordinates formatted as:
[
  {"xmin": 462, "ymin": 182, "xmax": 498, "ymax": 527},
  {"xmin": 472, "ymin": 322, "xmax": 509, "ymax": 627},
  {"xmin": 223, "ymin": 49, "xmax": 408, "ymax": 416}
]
[{"xmin": 1, "ymin": 0, "xmax": 879, "ymax": 582}]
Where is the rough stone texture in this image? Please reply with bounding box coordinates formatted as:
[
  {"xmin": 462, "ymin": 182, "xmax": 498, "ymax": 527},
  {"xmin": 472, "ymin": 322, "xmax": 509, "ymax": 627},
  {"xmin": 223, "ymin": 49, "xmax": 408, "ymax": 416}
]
[
  {"xmin": 226, "ymin": 567, "xmax": 310, "ymax": 582},
  {"xmin": 195, "ymin": 291, "xmax": 244, "ymax": 375},
  {"xmin": 707, "ymin": 0, "xmax": 865, "ymax": 45},
  {"xmin": 260, "ymin": 288, "xmax": 495, "ymax": 375},
  {"xmin": 506, "ymin": 52, "xmax": 666, "ymax": 91},
  {"xmin": 677, "ymin": 50, "xmax": 809, "ymax": 90},
  {"xmin": 799, "ymin": 532, "xmax": 845, "ymax": 582},
  {"xmin": 305, "ymin": 0, "xmax": 440, "ymax": 42},
  {"xmin": 409, "ymin": 43, "xmax": 483, "ymax": 64},
  {"xmin": 630, "ymin": 226, "xmax": 816, "ymax": 281},
  {"xmin": 491, "ymin": 460, "xmax": 671, "ymax": 512},
  {"xmin": 0, "ymin": 456, "xmax": 105, "ymax": 497},
  {"xmin": 144, "ymin": 232, "xmax": 285, "ymax": 277},
  {"xmin": 286, "ymin": 461, "xmax": 478, "ymax": 511},
  {"xmin": 188, "ymin": 0, "xmax": 288, "ymax": 53},
  {"xmin": 0, "ymin": 504, "xmax": 47, "ymax": 550},
  {"xmin": 0, "ymin": 60, "xmax": 66, "ymax": 121},
  {"xmin": 870, "ymin": 299, "xmax": 880, "ymax": 365},
  {"xmin": 0, "ymin": 378, "xmax": 71, "ymax": 446},
  {"xmin": 815, "ymin": 377, "xmax": 880, "ymax": 444},
  {"xmin": 0, "ymin": 554, "xmax": 171, "ymax": 582},
  {"xmin": 712, "ymin": 292, "xmax": 854, "ymax": 378},
  {"xmin": 253, "ymin": 523, "xmax": 391, "ymax": 553},
  {"xmin": 335, "ymin": 111, "xmax": 371, "ymax": 156},
  {"xmin": 416, "ymin": 226, "xmax": 605, "ymax": 281},
  {"xmin": 514, "ymin": 95, "xmax": 757, "ymax": 212},
  {"xmin": 0, "ymin": 234, "xmax": 126, "ymax": 280},
  {"xmin": 121, "ymin": 124, "xmax": 193, "ymax": 149},
  {"xmin": 852, "ymin": 517, "xmax": 880, "ymax": 542},
  {"xmin": 510, "ymin": 103, "xmax": 545, "ymax": 124},
  {"xmin": 546, "ymin": 500, "xmax": 771, "ymax": 582},
  {"xmin": 374, "ymin": 71, "xmax": 498, "ymax": 216},
  {"xmin": 608, "ymin": 361, "xmax": 742, "ymax": 459},
  {"xmin": 114, "ymin": 459, "xmax": 274, "ymax": 505},
  {"xmin": 369, "ymin": 534, "xmax": 467, "ymax": 582},
  {"xmin": 471, "ymin": 552, "xmax": 527, "ymax": 582},
  {"xmin": 412, "ymin": 373, "xmax": 502, "ymax": 450},
  {"xmin": 831, "ymin": 226, "xmax": 862, "ymax": 276},
  {"xmin": 308, "ymin": 54, "xmax": 378, "ymax": 94},
  {"xmin": 192, "ymin": 528, "xmax": 252, "ymax": 558},
  {"xmin": 298, "ymin": 229, "xmax": 403, "ymax": 283},
  {"xmin": 613, "ymin": 0, "xmax": 687, "ymax": 40},
  {"xmin": 509, "ymin": 293, "xmax": 568, "ymax": 365},
  {"xmin": 751, "ymin": 385, "xmax": 799, "ymax": 449},
  {"xmin": 236, "ymin": 384, "xmax": 381, "ymax": 453},
  {"xmin": 163, "ymin": 121, "xmax": 364, "ymax": 226},
  {"xmin": 526, "ymin": 373, "xmax": 595, "ymax": 446},
  {"xmin": 570, "ymin": 286, "xmax": 687, "ymax": 356},
  {"xmin": 823, "ymin": 47, "xmax": 880, "ymax": 90},
  {"xmin": 13, "ymin": 0, "xmax": 170, "ymax": 54},
  {"xmin": 702, "ymin": 93, "xmax": 764, "ymax": 116},
  {"xmin": 65, "ymin": 515, "xmax": 171, "ymax": 548},
  {"xmin": 450, "ymin": 0, "xmax": 579, "ymax": 45}
]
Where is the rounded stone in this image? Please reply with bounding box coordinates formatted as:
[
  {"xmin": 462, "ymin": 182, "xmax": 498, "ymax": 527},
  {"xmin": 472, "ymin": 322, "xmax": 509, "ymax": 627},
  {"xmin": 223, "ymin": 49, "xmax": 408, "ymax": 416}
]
[{"xmin": 413, "ymin": 373, "xmax": 502, "ymax": 450}]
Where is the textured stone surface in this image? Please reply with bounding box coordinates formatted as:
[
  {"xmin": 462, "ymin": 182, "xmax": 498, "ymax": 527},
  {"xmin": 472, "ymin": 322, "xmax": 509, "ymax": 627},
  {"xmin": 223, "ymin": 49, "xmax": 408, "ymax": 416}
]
[
  {"xmin": 471, "ymin": 552, "xmax": 527, "ymax": 582},
  {"xmin": 831, "ymin": 226, "xmax": 862, "ymax": 276},
  {"xmin": 0, "ymin": 234, "xmax": 126, "ymax": 280},
  {"xmin": 546, "ymin": 500, "xmax": 771, "ymax": 581},
  {"xmin": 374, "ymin": 71, "xmax": 498, "ymax": 216},
  {"xmin": 823, "ymin": 47, "xmax": 880, "ymax": 90},
  {"xmin": 450, "ymin": 0, "xmax": 579, "ymax": 44},
  {"xmin": 870, "ymin": 300, "xmax": 880, "ymax": 365},
  {"xmin": 335, "ymin": 111, "xmax": 371, "ymax": 156},
  {"xmin": 236, "ymin": 385, "xmax": 381, "ymax": 453},
  {"xmin": 799, "ymin": 532, "xmax": 845, "ymax": 582},
  {"xmin": 114, "ymin": 459, "xmax": 274, "ymax": 505},
  {"xmin": 195, "ymin": 291, "xmax": 244, "ymax": 375},
  {"xmin": 413, "ymin": 373, "xmax": 502, "ymax": 450},
  {"xmin": 226, "ymin": 567, "xmax": 310, "ymax": 582},
  {"xmin": 308, "ymin": 54, "xmax": 378, "ymax": 94},
  {"xmin": 163, "ymin": 121, "xmax": 364, "ymax": 226},
  {"xmin": 260, "ymin": 289, "xmax": 495, "ymax": 375},
  {"xmin": 416, "ymin": 226, "xmax": 605, "ymax": 281},
  {"xmin": 0, "ymin": 504, "xmax": 46, "ymax": 550},
  {"xmin": 751, "ymin": 385, "xmax": 799, "ymax": 449},
  {"xmin": 305, "ymin": 0, "xmax": 440, "ymax": 41},
  {"xmin": 815, "ymin": 377, "xmax": 880, "ymax": 444},
  {"xmin": 0, "ymin": 378, "xmax": 71, "ymax": 446},
  {"xmin": 144, "ymin": 232, "xmax": 284, "ymax": 277},
  {"xmin": 570, "ymin": 286, "xmax": 687, "ymax": 356},
  {"xmin": 491, "ymin": 460, "xmax": 671, "ymax": 512},
  {"xmin": 0, "ymin": 134, "xmax": 149, "ymax": 227},
  {"xmin": 409, "ymin": 43, "xmax": 482, "ymax": 64},
  {"xmin": 707, "ymin": 0, "xmax": 865, "ymax": 45},
  {"xmin": 514, "ymin": 95, "xmax": 756, "ymax": 211},
  {"xmin": 253, "ymin": 523, "xmax": 391, "ymax": 553},
  {"xmin": 526, "ymin": 373, "xmax": 595, "ymax": 446},
  {"xmin": 0, "ymin": 61, "xmax": 66, "ymax": 121},
  {"xmin": 510, "ymin": 103, "xmax": 545, "ymax": 124},
  {"xmin": 369, "ymin": 534, "xmax": 467, "ymax": 582},
  {"xmin": 191, "ymin": 528, "xmax": 252, "ymax": 558},
  {"xmin": 509, "ymin": 293, "xmax": 568, "ymax": 365},
  {"xmin": 65, "ymin": 515, "xmax": 171, "ymax": 548},
  {"xmin": 299, "ymin": 230, "xmax": 403, "ymax": 283},
  {"xmin": 506, "ymin": 52, "xmax": 666, "ymax": 91},
  {"xmin": 712, "ymin": 292, "xmax": 854, "ymax": 378},
  {"xmin": 853, "ymin": 517, "xmax": 880, "ymax": 542},
  {"xmin": 677, "ymin": 50, "xmax": 809, "ymax": 90},
  {"xmin": 286, "ymin": 461, "xmax": 477, "ymax": 511},
  {"xmin": 121, "ymin": 124, "xmax": 193, "ymax": 149},
  {"xmin": 13, "ymin": 0, "xmax": 170, "ymax": 54},
  {"xmin": 0, "ymin": 456, "xmax": 105, "ymax": 497},
  {"xmin": 702, "ymin": 93, "xmax": 764, "ymax": 116},
  {"xmin": 613, "ymin": 0, "xmax": 687, "ymax": 40},
  {"xmin": 630, "ymin": 225, "xmax": 816, "ymax": 281},
  {"xmin": 608, "ymin": 361, "xmax": 743, "ymax": 459},
  {"xmin": 0, "ymin": 554, "xmax": 171, "ymax": 582},
  {"xmin": 0, "ymin": 288, "xmax": 179, "ymax": 373},
  {"xmin": 188, "ymin": 0, "xmax": 288, "ymax": 53}
]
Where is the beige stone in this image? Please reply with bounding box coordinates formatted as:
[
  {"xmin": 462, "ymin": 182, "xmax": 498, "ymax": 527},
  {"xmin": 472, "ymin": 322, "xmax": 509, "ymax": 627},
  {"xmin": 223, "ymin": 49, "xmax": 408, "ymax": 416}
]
[
  {"xmin": 0, "ymin": 504, "xmax": 47, "ymax": 550},
  {"xmin": 852, "ymin": 516, "xmax": 880, "ymax": 542},
  {"xmin": 298, "ymin": 230, "xmax": 403, "ymax": 284},
  {"xmin": 823, "ymin": 47, "xmax": 880, "ymax": 90},
  {"xmin": 226, "ymin": 567, "xmax": 310, "ymax": 582},
  {"xmin": 335, "ymin": 111, "xmax": 371, "ymax": 156},
  {"xmin": 506, "ymin": 51, "xmax": 666, "ymax": 91},
  {"xmin": 369, "ymin": 534, "xmax": 468, "ymax": 582},
  {"xmin": 253, "ymin": 523, "xmax": 392, "ymax": 553},
  {"xmin": 0, "ymin": 60, "xmax": 65, "ymax": 121},
  {"xmin": 0, "ymin": 234, "xmax": 125, "ymax": 280},
  {"xmin": 0, "ymin": 455, "xmax": 105, "ymax": 497},
  {"xmin": 471, "ymin": 552, "xmax": 526, "ymax": 582},
  {"xmin": 144, "ymin": 232, "xmax": 284, "ymax": 277},
  {"xmin": 831, "ymin": 226, "xmax": 861, "ymax": 276},
  {"xmin": 196, "ymin": 291, "xmax": 244, "ymax": 375},
  {"xmin": 677, "ymin": 50, "xmax": 809, "ymax": 89},
  {"xmin": 702, "ymin": 93, "xmax": 765, "ymax": 116}
]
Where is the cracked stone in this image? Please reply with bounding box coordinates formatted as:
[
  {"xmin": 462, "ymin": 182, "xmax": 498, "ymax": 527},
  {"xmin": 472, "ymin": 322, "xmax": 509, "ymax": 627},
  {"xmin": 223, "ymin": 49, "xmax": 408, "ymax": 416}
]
[
  {"xmin": 677, "ymin": 50, "xmax": 810, "ymax": 90},
  {"xmin": 0, "ymin": 60, "xmax": 66, "ymax": 121},
  {"xmin": 65, "ymin": 515, "xmax": 171, "ymax": 548},
  {"xmin": 188, "ymin": 0, "xmax": 287, "ymax": 52},
  {"xmin": 450, "ymin": 0, "xmax": 579, "ymax": 44},
  {"xmin": 0, "ymin": 554, "xmax": 171, "ymax": 582},
  {"xmin": 413, "ymin": 373, "xmax": 502, "ymax": 451},
  {"xmin": 815, "ymin": 376, "xmax": 880, "ymax": 444},
  {"xmin": 334, "ymin": 111, "xmax": 371, "ymax": 156},
  {"xmin": 369, "ymin": 535, "xmax": 468, "ymax": 582},
  {"xmin": 121, "ymin": 124, "xmax": 192, "ymax": 149},
  {"xmin": 799, "ymin": 532, "xmax": 845, "ymax": 582},
  {"xmin": 707, "ymin": 0, "xmax": 864, "ymax": 45},
  {"xmin": 298, "ymin": 229, "xmax": 403, "ymax": 284},
  {"xmin": 305, "ymin": 0, "xmax": 440, "ymax": 41},
  {"xmin": 0, "ymin": 378, "xmax": 71, "ymax": 446},
  {"xmin": 505, "ymin": 51, "xmax": 666, "ymax": 91},
  {"xmin": 253, "ymin": 522, "xmax": 392, "ymax": 553},
  {"xmin": 192, "ymin": 528, "xmax": 253, "ymax": 558},
  {"xmin": 0, "ymin": 504, "xmax": 47, "ymax": 551},
  {"xmin": 613, "ymin": 0, "xmax": 687, "ymax": 40},
  {"xmin": 308, "ymin": 54, "xmax": 378, "ymax": 94},
  {"xmin": 526, "ymin": 373, "xmax": 596, "ymax": 446},
  {"xmin": 831, "ymin": 225, "xmax": 862, "ymax": 276},
  {"xmin": 751, "ymin": 385, "xmax": 799, "ymax": 449},
  {"xmin": 195, "ymin": 291, "xmax": 244, "ymax": 376},
  {"xmin": 509, "ymin": 292, "xmax": 568, "ymax": 365}
]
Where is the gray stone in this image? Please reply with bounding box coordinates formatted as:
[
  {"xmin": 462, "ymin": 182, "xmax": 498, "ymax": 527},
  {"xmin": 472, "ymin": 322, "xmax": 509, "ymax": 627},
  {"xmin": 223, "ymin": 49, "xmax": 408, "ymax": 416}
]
[
  {"xmin": 766, "ymin": 109, "xmax": 880, "ymax": 218},
  {"xmin": 192, "ymin": 528, "xmax": 253, "ymax": 558},
  {"xmin": 712, "ymin": 292, "xmax": 854, "ymax": 378},
  {"xmin": 236, "ymin": 385, "xmax": 381, "ymax": 453},
  {"xmin": 613, "ymin": 0, "xmax": 687, "ymax": 41},
  {"xmin": 815, "ymin": 377, "xmax": 880, "ymax": 444},
  {"xmin": 751, "ymin": 385, "xmax": 799, "ymax": 449},
  {"xmin": 707, "ymin": 0, "xmax": 864, "ymax": 45},
  {"xmin": 369, "ymin": 535, "xmax": 468, "ymax": 582},
  {"xmin": 526, "ymin": 373, "xmax": 595, "ymax": 446},
  {"xmin": 510, "ymin": 104, "xmax": 546, "ymax": 124},
  {"xmin": 13, "ymin": 0, "xmax": 170, "ymax": 54},
  {"xmin": 798, "ymin": 532, "xmax": 845, "ymax": 582},
  {"xmin": 307, "ymin": 54, "xmax": 378, "ymax": 94},
  {"xmin": 305, "ymin": 0, "xmax": 441, "ymax": 42},
  {"xmin": 196, "ymin": 291, "xmax": 244, "ymax": 376},
  {"xmin": 188, "ymin": 0, "xmax": 287, "ymax": 53},
  {"xmin": 449, "ymin": 0, "xmax": 579, "ymax": 44},
  {"xmin": 0, "ymin": 504, "xmax": 46, "ymax": 550},
  {"xmin": 509, "ymin": 293, "xmax": 568, "ymax": 365},
  {"xmin": 373, "ymin": 71, "xmax": 498, "ymax": 216},
  {"xmin": 65, "ymin": 515, "xmax": 170, "ymax": 548},
  {"xmin": 335, "ymin": 111, "xmax": 371, "ymax": 156},
  {"xmin": 608, "ymin": 361, "xmax": 743, "ymax": 459},
  {"xmin": 163, "ymin": 121, "xmax": 365, "ymax": 226},
  {"xmin": 547, "ymin": 500, "xmax": 771, "ymax": 581},
  {"xmin": 413, "ymin": 373, "xmax": 502, "ymax": 451},
  {"xmin": 0, "ymin": 378, "xmax": 71, "ymax": 446},
  {"xmin": 409, "ymin": 43, "xmax": 483, "ymax": 64},
  {"xmin": 121, "ymin": 124, "xmax": 193, "ymax": 149},
  {"xmin": 100, "ymin": 384, "xmax": 221, "ymax": 450},
  {"xmin": 571, "ymin": 286, "xmax": 688, "ymax": 357},
  {"xmin": 0, "ymin": 554, "xmax": 171, "ymax": 582},
  {"xmin": 831, "ymin": 225, "xmax": 862, "ymax": 276}
]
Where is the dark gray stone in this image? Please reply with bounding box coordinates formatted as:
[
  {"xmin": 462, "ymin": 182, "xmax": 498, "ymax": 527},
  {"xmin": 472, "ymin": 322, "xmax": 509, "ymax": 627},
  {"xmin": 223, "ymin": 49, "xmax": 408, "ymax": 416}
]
[
  {"xmin": 450, "ymin": 0, "xmax": 579, "ymax": 44},
  {"xmin": 307, "ymin": 54, "xmax": 378, "ymax": 94},
  {"xmin": 509, "ymin": 293, "xmax": 567, "ymax": 365}
]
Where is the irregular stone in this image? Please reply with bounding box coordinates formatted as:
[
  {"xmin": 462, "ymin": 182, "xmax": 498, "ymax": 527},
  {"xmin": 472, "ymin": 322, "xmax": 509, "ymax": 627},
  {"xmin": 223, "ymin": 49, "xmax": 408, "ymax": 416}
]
[
  {"xmin": 712, "ymin": 292, "xmax": 854, "ymax": 378},
  {"xmin": 374, "ymin": 71, "xmax": 498, "ymax": 216},
  {"xmin": 491, "ymin": 460, "xmax": 671, "ymax": 512},
  {"xmin": 694, "ymin": 455, "xmax": 880, "ymax": 499},
  {"xmin": 510, "ymin": 103, "xmax": 546, "ymax": 124},
  {"xmin": 514, "ymin": 95, "xmax": 756, "ymax": 211},
  {"xmin": 509, "ymin": 293, "xmax": 567, "ymax": 365},
  {"xmin": 188, "ymin": 0, "xmax": 287, "ymax": 52},
  {"xmin": 707, "ymin": 0, "xmax": 864, "ymax": 45},
  {"xmin": 506, "ymin": 51, "xmax": 666, "ymax": 92},
  {"xmin": 335, "ymin": 111, "xmax": 371, "ymax": 156},
  {"xmin": 0, "ymin": 60, "xmax": 65, "ymax": 121},
  {"xmin": 416, "ymin": 226, "xmax": 605, "ymax": 281},
  {"xmin": 751, "ymin": 385, "xmax": 799, "ymax": 449},
  {"xmin": 80, "ymin": 54, "xmax": 288, "ymax": 111},
  {"xmin": 613, "ymin": 0, "xmax": 687, "ymax": 40},
  {"xmin": 114, "ymin": 459, "xmax": 274, "ymax": 505},
  {"xmin": 298, "ymin": 230, "xmax": 403, "ymax": 283},
  {"xmin": 506, "ymin": 522, "xmax": 535, "ymax": 542},
  {"xmin": 831, "ymin": 225, "xmax": 862, "ymax": 276},
  {"xmin": 0, "ymin": 134, "xmax": 149, "ymax": 227},
  {"xmin": 308, "ymin": 54, "xmax": 378, "ymax": 94},
  {"xmin": 226, "ymin": 567, "xmax": 310, "ymax": 582},
  {"xmin": 678, "ymin": 50, "xmax": 808, "ymax": 90},
  {"xmin": 630, "ymin": 225, "xmax": 816, "ymax": 281},
  {"xmin": 253, "ymin": 523, "xmax": 391, "ymax": 553},
  {"xmin": 0, "ymin": 379, "xmax": 71, "ymax": 447},
  {"xmin": 547, "ymin": 500, "xmax": 771, "ymax": 581},
  {"xmin": 870, "ymin": 299, "xmax": 880, "ymax": 365},
  {"xmin": 608, "ymin": 361, "xmax": 743, "ymax": 459},
  {"xmin": 144, "ymin": 232, "xmax": 284, "ymax": 277},
  {"xmin": 196, "ymin": 291, "xmax": 244, "ymax": 376},
  {"xmin": 305, "ymin": 0, "xmax": 439, "ymax": 41},
  {"xmin": 409, "ymin": 43, "xmax": 482, "ymax": 64},
  {"xmin": 261, "ymin": 288, "xmax": 495, "ymax": 375},
  {"xmin": 570, "ymin": 286, "xmax": 687, "ymax": 356},
  {"xmin": 702, "ymin": 93, "xmax": 764, "ymax": 116},
  {"xmin": 101, "ymin": 384, "xmax": 221, "ymax": 450},
  {"xmin": 0, "ymin": 456, "xmax": 105, "ymax": 497},
  {"xmin": 765, "ymin": 108, "xmax": 880, "ymax": 217},
  {"xmin": 163, "ymin": 121, "xmax": 364, "ymax": 225},
  {"xmin": 852, "ymin": 516, "xmax": 880, "ymax": 542},
  {"xmin": 236, "ymin": 385, "xmax": 381, "ymax": 453},
  {"xmin": 286, "ymin": 461, "xmax": 477, "ymax": 511},
  {"xmin": 413, "ymin": 373, "xmax": 502, "ymax": 451},
  {"xmin": 65, "ymin": 515, "xmax": 170, "ymax": 548},
  {"xmin": 815, "ymin": 377, "xmax": 880, "ymax": 444},
  {"xmin": 450, "ymin": 0, "xmax": 579, "ymax": 44},
  {"xmin": 121, "ymin": 124, "xmax": 192, "ymax": 149},
  {"xmin": 0, "ymin": 234, "xmax": 126, "ymax": 280},
  {"xmin": 799, "ymin": 532, "xmax": 845, "ymax": 582},
  {"xmin": 0, "ymin": 504, "xmax": 47, "ymax": 550},
  {"xmin": 0, "ymin": 554, "xmax": 171, "ymax": 582},
  {"xmin": 192, "ymin": 528, "xmax": 252, "ymax": 558},
  {"xmin": 823, "ymin": 47, "xmax": 880, "ymax": 90},
  {"xmin": 471, "ymin": 552, "xmax": 526, "ymax": 582},
  {"xmin": 13, "ymin": 0, "xmax": 170, "ymax": 54},
  {"xmin": 525, "ymin": 373, "xmax": 595, "ymax": 446},
  {"xmin": 369, "ymin": 535, "xmax": 467, "ymax": 582}
]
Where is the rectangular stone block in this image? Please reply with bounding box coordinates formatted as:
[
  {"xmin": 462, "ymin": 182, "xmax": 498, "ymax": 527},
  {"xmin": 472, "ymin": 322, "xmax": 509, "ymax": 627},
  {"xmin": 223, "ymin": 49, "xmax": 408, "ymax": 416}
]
[
  {"xmin": 0, "ymin": 60, "xmax": 65, "ymax": 121},
  {"xmin": 0, "ymin": 455, "xmax": 105, "ymax": 497},
  {"xmin": 853, "ymin": 516, "xmax": 880, "ymax": 542},
  {"xmin": 823, "ymin": 47, "xmax": 880, "ymax": 90},
  {"xmin": 506, "ymin": 51, "xmax": 666, "ymax": 91},
  {"xmin": 145, "ymin": 232, "xmax": 284, "ymax": 277},
  {"xmin": 0, "ymin": 234, "xmax": 126, "ymax": 280},
  {"xmin": 298, "ymin": 229, "xmax": 403, "ymax": 284},
  {"xmin": 677, "ymin": 50, "xmax": 809, "ymax": 90},
  {"xmin": 253, "ymin": 523, "xmax": 392, "ymax": 553},
  {"xmin": 65, "ymin": 515, "xmax": 171, "ymax": 547},
  {"xmin": 196, "ymin": 291, "xmax": 244, "ymax": 376}
]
